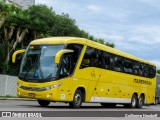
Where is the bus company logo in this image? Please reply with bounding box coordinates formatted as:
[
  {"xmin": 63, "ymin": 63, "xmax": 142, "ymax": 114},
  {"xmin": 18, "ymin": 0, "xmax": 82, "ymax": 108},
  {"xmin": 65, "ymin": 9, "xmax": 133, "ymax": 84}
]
[
  {"xmin": 2, "ymin": 112, "xmax": 11, "ymax": 117},
  {"xmin": 91, "ymin": 72, "xmax": 96, "ymax": 78},
  {"xmin": 134, "ymin": 79, "xmax": 152, "ymax": 85}
]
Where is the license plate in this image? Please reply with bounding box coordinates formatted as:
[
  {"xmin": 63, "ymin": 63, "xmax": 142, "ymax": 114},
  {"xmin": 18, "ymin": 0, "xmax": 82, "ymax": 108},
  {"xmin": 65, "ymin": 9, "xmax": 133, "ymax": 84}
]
[{"xmin": 28, "ymin": 93, "xmax": 36, "ymax": 97}]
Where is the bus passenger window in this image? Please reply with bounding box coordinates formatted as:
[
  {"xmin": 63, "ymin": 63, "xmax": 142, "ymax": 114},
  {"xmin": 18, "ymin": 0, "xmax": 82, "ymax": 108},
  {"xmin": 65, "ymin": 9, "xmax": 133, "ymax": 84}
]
[
  {"xmin": 133, "ymin": 64, "xmax": 139, "ymax": 75},
  {"xmin": 80, "ymin": 47, "xmax": 98, "ymax": 68},
  {"xmin": 97, "ymin": 50, "xmax": 103, "ymax": 68},
  {"xmin": 90, "ymin": 49, "xmax": 100, "ymax": 67},
  {"xmin": 102, "ymin": 52, "xmax": 111, "ymax": 69},
  {"xmin": 124, "ymin": 59, "xmax": 133, "ymax": 74},
  {"xmin": 81, "ymin": 58, "xmax": 90, "ymax": 68},
  {"xmin": 113, "ymin": 56, "xmax": 123, "ymax": 72},
  {"xmin": 149, "ymin": 66, "xmax": 156, "ymax": 78},
  {"xmin": 139, "ymin": 64, "xmax": 143, "ymax": 76},
  {"xmin": 142, "ymin": 64, "xmax": 149, "ymax": 77},
  {"xmin": 133, "ymin": 62, "xmax": 143, "ymax": 76}
]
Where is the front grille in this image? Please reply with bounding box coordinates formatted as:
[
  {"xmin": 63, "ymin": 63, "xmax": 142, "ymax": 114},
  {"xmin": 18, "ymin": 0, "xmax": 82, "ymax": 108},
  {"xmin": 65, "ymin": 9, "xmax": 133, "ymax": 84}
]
[{"xmin": 20, "ymin": 86, "xmax": 45, "ymax": 91}]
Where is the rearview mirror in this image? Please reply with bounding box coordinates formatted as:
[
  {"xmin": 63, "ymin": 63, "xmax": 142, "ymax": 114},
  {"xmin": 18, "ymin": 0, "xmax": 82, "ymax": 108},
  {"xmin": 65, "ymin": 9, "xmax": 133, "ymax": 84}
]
[
  {"xmin": 55, "ymin": 49, "xmax": 74, "ymax": 64},
  {"xmin": 12, "ymin": 49, "xmax": 25, "ymax": 63}
]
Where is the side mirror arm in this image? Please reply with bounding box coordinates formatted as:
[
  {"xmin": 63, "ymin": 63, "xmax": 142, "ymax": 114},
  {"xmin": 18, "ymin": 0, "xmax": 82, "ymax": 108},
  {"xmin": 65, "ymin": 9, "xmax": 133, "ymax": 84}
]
[
  {"xmin": 55, "ymin": 49, "xmax": 74, "ymax": 64},
  {"xmin": 12, "ymin": 49, "xmax": 25, "ymax": 63}
]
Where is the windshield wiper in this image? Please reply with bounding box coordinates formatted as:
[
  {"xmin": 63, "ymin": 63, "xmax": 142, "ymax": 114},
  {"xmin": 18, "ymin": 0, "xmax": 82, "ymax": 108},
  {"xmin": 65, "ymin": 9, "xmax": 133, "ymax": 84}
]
[{"xmin": 23, "ymin": 66, "xmax": 32, "ymax": 81}]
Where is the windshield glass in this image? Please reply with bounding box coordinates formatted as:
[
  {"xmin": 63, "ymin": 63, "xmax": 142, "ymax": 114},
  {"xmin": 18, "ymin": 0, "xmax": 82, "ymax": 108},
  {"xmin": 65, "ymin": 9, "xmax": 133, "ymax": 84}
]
[{"xmin": 19, "ymin": 45, "xmax": 64, "ymax": 81}]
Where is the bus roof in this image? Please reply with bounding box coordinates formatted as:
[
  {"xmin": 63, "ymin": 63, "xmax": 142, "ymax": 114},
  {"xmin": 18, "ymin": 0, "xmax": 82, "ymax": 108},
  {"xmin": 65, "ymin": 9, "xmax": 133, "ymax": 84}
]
[{"xmin": 30, "ymin": 37, "xmax": 155, "ymax": 66}]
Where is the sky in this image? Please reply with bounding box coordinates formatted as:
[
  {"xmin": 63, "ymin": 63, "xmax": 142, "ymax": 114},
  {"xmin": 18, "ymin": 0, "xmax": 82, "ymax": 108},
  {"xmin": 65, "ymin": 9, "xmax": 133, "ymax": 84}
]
[{"xmin": 35, "ymin": 0, "xmax": 160, "ymax": 68}]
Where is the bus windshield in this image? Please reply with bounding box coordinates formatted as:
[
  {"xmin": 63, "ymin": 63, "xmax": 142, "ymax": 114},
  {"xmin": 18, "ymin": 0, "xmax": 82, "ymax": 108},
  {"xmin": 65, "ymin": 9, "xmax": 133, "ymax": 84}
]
[{"xmin": 19, "ymin": 45, "xmax": 64, "ymax": 82}]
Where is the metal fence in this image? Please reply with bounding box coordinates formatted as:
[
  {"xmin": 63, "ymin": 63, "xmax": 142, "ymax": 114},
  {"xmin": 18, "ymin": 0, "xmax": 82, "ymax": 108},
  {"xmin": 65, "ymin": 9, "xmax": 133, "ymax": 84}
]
[{"xmin": 0, "ymin": 74, "xmax": 17, "ymax": 97}]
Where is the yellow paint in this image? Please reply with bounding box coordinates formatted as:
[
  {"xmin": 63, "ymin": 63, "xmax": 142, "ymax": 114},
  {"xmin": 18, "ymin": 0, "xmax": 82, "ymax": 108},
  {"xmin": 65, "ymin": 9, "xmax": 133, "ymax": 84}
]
[
  {"xmin": 55, "ymin": 49, "xmax": 74, "ymax": 64},
  {"xmin": 14, "ymin": 37, "xmax": 156, "ymax": 105},
  {"xmin": 12, "ymin": 49, "xmax": 25, "ymax": 63}
]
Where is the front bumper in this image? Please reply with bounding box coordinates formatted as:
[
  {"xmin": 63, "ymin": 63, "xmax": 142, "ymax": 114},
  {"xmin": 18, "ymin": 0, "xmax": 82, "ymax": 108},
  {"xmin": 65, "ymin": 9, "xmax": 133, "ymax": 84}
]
[{"xmin": 17, "ymin": 87, "xmax": 58, "ymax": 101}]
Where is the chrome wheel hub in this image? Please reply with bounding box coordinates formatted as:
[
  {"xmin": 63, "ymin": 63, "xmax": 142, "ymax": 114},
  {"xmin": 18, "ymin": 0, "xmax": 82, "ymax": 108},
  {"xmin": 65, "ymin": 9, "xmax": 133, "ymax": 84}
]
[{"xmin": 74, "ymin": 94, "xmax": 81, "ymax": 105}]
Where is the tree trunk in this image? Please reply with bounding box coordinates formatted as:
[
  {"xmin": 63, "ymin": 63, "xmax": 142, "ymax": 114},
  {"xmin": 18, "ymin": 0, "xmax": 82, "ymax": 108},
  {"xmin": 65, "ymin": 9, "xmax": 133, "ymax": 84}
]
[
  {"xmin": 18, "ymin": 29, "xmax": 29, "ymax": 43},
  {"xmin": 4, "ymin": 26, "xmax": 15, "ymax": 41},
  {"xmin": 0, "ymin": 14, "xmax": 6, "ymax": 29},
  {"xmin": 3, "ymin": 26, "xmax": 15, "ymax": 64},
  {"xmin": 7, "ymin": 28, "xmax": 28, "ymax": 63},
  {"xmin": 8, "ymin": 26, "xmax": 15, "ymax": 40},
  {"xmin": 4, "ymin": 27, "xmax": 8, "ymax": 41},
  {"xmin": 33, "ymin": 31, "xmax": 37, "ymax": 39}
]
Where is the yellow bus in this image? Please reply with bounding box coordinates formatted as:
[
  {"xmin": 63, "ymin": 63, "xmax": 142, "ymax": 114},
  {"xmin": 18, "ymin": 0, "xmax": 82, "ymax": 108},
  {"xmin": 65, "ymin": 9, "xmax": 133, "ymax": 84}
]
[{"xmin": 12, "ymin": 37, "xmax": 156, "ymax": 108}]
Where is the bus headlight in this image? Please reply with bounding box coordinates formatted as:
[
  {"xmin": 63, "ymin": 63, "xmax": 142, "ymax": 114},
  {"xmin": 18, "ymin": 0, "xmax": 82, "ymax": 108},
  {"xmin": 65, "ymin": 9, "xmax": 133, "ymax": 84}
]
[{"xmin": 44, "ymin": 83, "xmax": 62, "ymax": 90}]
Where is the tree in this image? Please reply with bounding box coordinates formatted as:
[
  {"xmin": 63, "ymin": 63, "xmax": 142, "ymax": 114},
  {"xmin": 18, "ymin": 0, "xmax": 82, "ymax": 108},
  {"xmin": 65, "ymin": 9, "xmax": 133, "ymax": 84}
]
[
  {"xmin": 105, "ymin": 42, "xmax": 115, "ymax": 48},
  {"xmin": 27, "ymin": 5, "xmax": 56, "ymax": 39},
  {"xmin": 48, "ymin": 13, "xmax": 79, "ymax": 37},
  {"xmin": 157, "ymin": 69, "xmax": 160, "ymax": 74},
  {"xmin": 0, "ymin": 4, "xmax": 29, "ymax": 73},
  {"xmin": 0, "ymin": 3, "xmax": 115, "ymax": 75},
  {"xmin": 0, "ymin": 3, "xmax": 10, "ymax": 29}
]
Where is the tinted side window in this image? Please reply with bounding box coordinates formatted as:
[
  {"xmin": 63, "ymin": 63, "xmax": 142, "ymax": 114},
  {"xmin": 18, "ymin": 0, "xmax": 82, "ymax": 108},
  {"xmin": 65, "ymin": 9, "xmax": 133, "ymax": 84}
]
[
  {"xmin": 149, "ymin": 66, "xmax": 156, "ymax": 78},
  {"xmin": 59, "ymin": 54, "xmax": 72, "ymax": 78},
  {"xmin": 142, "ymin": 64, "xmax": 149, "ymax": 77},
  {"xmin": 124, "ymin": 59, "xmax": 133, "ymax": 74},
  {"xmin": 65, "ymin": 44, "xmax": 83, "ymax": 75},
  {"xmin": 90, "ymin": 48, "xmax": 99, "ymax": 67},
  {"xmin": 113, "ymin": 55, "xmax": 123, "ymax": 72},
  {"xmin": 101, "ymin": 52, "xmax": 111, "ymax": 69},
  {"xmin": 80, "ymin": 47, "xmax": 98, "ymax": 68},
  {"xmin": 133, "ymin": 62, "xmax": 142, "ymax": 76}
]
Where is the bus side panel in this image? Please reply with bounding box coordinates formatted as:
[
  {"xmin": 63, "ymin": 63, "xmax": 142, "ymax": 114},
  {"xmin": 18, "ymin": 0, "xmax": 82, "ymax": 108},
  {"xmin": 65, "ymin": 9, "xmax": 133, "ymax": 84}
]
[
  {"xmin": 96, "ymin": 70, "xmax": 132, "ymax": 103},
  {"xmin": 73, "ymin": 67, "xmax": 98, "ymax": 102},
  {"xmin": 57, "ymin": 78, "xmax": 72, "ymax": 102},
  {"xmin": 90, "ymin": 69, "xmax": 115, "ymax": 102},
  {"xmin": 132, "ymin": 77, "xmax": 156, "ymax": 104},
  {"xmin": 90, "ymin": 68, "xmax": 156, "ymax": 104}
]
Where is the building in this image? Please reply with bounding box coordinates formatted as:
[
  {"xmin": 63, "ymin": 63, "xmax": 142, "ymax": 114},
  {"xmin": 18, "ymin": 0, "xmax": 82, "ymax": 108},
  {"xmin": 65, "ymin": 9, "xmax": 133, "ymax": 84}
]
[{"xmin": 5, "ymin": 0, "xmax": 35, "ymax": 9}]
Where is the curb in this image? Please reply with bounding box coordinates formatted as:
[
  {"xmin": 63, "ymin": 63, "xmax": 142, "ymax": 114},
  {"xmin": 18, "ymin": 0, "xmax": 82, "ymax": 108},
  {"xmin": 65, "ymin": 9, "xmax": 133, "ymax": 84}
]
[{"xmin": 0, "ymin": 98, "xmax": 36, "ymax": 101}]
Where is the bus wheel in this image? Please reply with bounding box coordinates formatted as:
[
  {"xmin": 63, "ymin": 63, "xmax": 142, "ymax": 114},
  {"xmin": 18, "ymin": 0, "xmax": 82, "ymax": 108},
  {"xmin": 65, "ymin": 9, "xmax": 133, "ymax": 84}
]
[
  {"xmin": 130, "ymin": 94, "xmax": 138, "ymax": 108},
  {"xmin": 69, "ymin": 90, "xmax": 83, "ymax": 108},
  {"xmin": 38, "ymin": 100, "xmax": 50, "ymax": 107},
  {"xmin": 101, "ymin": 103, "xmax": 116, "ymax": 108},
  {"xmin": 125, "ymin": 94, "xmax": 138, "ymax": 108},
  {"xmin": 137, "ymin": 95, "xmax": 144, "ymax": 108}
]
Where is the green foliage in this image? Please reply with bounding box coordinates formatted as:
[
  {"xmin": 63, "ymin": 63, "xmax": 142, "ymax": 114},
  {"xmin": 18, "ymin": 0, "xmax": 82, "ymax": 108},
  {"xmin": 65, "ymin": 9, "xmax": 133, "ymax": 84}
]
[
  {"xmin": 0, "ymin": 0, "xmax": 4, "ymax": 8},
  {"xmin": 105, "ymin": 42, "xmax": 115, "ymax": 48},
  {"xmin": 27, "ymin": 5, "xmax": 56, "ymax": 34},
  {"xmin": 5, "ymin": 9, "xmax": 29, "ymax": 28},
  {"xmin": 0, "ymin": 3, "xmax": 115, "ymax": 76},
  {"xmin": 157, "ymin": 69, "xmax": 160, "ymax": 74}
]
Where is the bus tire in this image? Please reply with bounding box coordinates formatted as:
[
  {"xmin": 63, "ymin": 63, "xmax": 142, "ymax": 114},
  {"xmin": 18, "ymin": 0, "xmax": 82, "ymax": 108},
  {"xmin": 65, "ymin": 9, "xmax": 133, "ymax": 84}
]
[
  {"xmin": 38, "ymin": 100, "xmax": 50, "ymax": 107},
  {"xmin": 69, "ymin": 90, "xmax": 83, "ymax": 108},
  {"xmin": 125, "ymin": 94, "xmax": 138, "ymax": 108},
  {"xmin": 101, "ymin": 103, "xmax": 116, "ymax": 108},
  {"xmin": 137, "ymin": 95, "xmax": 144, "ymax": 108},
  {"xmin": 130, "ymin": 94, "xmax": 138, "ymax": 108}
]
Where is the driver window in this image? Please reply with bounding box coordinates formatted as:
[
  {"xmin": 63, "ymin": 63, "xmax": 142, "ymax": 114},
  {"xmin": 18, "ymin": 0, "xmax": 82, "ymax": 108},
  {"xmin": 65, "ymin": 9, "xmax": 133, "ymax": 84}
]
[
  {"xmin": 59, "ymin": 54, "xmax": 72, "ymax": 78},
  {"xmin": 58, "ymin": 44, "xmax": 83, "ymax": 79}
]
